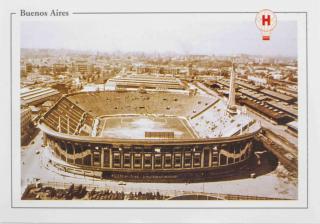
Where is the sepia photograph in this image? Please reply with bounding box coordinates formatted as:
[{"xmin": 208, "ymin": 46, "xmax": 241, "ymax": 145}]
[{"xmin": 19, "ymin": 12, "xmax": 300, "ymax": 202}]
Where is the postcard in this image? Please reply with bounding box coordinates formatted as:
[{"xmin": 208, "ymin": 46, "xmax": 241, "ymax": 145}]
[{"xmin": 0, "ymin": 0, "xmax": 319, "ymax": 223}]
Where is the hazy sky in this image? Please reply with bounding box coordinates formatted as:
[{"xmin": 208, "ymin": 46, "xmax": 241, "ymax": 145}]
[{"xmin": 21, "ymin": 14, "xmax": 297, "ymax": 57}]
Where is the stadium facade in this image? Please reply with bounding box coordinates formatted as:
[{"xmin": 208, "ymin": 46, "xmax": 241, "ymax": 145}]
[{"xmin": 39, "ymin": 69, "xmax": 261, "ymax": 181}]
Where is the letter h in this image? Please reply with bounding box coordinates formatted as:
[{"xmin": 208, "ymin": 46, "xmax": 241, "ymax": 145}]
[{"xmin": 262, "ymin": 15, "xmax": 271, "ymax": 26}]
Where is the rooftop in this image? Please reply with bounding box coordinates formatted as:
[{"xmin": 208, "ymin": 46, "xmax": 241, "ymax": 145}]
[
  {"xmin": 21, "ymin": 87, "xmax": 60, "ymax": 105},
  {"xmin": 260, "ymin": 89, "xmax": 296, "ymax": 102}
]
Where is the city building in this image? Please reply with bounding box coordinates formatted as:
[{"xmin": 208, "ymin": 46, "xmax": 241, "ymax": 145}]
[
  {"xmin": 21, "ymin": 107, "xmax": 32, "ymax": 144},
  {"xmin": 21, "ymin": 87, "xmax": 61, "ymax": 106}
]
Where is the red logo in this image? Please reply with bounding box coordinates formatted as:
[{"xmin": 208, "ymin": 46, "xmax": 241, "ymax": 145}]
[
  {"xmin": 255, "ymin": 9, "xmax": 277, "ymax": 41},
  {"xmin": 262, "ymin": 15, "xmax": 271, "ymax": 26}
]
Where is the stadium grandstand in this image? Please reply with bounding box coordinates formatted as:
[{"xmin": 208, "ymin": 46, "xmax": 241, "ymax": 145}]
[{"xmin": 106, "ymin": 74, "xmax": 186, "ymax": 90}]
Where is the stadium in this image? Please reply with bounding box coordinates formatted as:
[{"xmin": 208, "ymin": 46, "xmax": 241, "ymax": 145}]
[{"xmin": 39, "ymin": 71, "xmax": 262, "ymax": 182}]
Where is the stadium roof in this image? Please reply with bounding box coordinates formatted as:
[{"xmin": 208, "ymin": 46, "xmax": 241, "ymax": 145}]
[
  {"xmin": 238, "ymin": 89, "xmax": 267, "ymax": 101},
  {"xmin": 287, "ymin": 120, "xmax": 298, "ymax": 131},
  {"xmin": 21, "ymin": 87, "xmax": 60, "ymax": 105},
  {"xmin": 266, "ymin": 101, "xmax": 298, "ymax": 117},
  {"xmin": 260, "ymin": 89, "xmax": 296, "ymax": 102},
  {"xmin": 236, "ymin": 80, "xmax": 260, "ymax": 91},
  {"xmin": 108, "ymin": 74, "xmax": 185, "ymax": 90}
]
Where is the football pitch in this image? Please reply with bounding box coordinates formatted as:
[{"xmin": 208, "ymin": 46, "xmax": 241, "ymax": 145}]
[{"xmin": 99, "ymin": 115, "xmax": 198, "ymax": 139}]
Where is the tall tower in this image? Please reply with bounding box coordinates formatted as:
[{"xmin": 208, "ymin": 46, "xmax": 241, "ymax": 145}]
[{"xmin": 227, "ymin": 63, "xmax": 237, "ymax": 114}]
